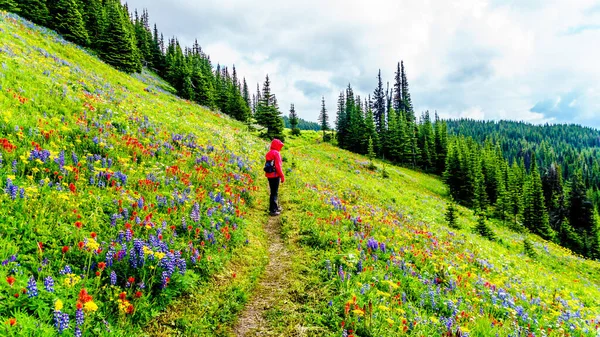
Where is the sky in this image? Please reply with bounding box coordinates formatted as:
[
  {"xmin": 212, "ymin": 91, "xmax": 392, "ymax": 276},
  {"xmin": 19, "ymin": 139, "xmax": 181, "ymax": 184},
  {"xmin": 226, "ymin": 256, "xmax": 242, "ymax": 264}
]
[{"xmin": 126, "ymin": 0, "xmax": 600, "ymax": 127}]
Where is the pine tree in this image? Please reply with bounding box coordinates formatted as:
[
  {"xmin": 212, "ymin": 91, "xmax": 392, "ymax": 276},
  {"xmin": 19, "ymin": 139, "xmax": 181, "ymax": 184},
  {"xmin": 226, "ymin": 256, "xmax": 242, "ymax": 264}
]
[
  {"xmin": 0, "ymin": 0, "xmax": 19, "ymax": 12},
  {"xmin": 475, "ymin": 214, "xmax": 495, "ymax": 241},
  {"xmin": 523, "ymin": 153, "xmax": 554, "ymax": 240},
  {"xmin": 289, "ymin": 104, "xmax": 301, "ymax": 136},
  {"xmin": 255, "ymin": 75, "xmax": 285, "ymax": 141},
  {"xmin": 523, "ymin": 238, "xmax": 537, "ymax": 258},
  {"xmin": 79, "ymin": 0, "xmax": 103, "ymax": 47},
  {"xmin": 50, "ymin": 0, "xmax": 90, "ymax": 46},
  {"xmin": 373, "ymin": 69, "xmax": 386, "ymax": 135},
  {"xmin": 15, "ymin": 0, "xmax": 50, "ymax": 25},
  {"xmin": 417, "ymin": 111, "xmax": 435, "ymax": 170},
  {"xmin": 97, "ymin": 1, "xmax": 141, "ymax": 73},
  {"xmin": 319, "ymin": 96, "xmax": 330, "ymax": 140},
  {"xmin": 433, "ymin": 112, "xmax": 448, "ymax": 174},
  {"xmin": 446, "ymin": 201, "xmax": 460, "ymax": 229},
  {"xmin": 567, "ymin": 173, "xmax": 595, "ymax": 256},
  {"xmin": 364, "ymin": 99, "xmax": 379, "ymax": 158},
  {"xmin": 335, "ymin": 91, "xmax": 347, "ymax": 148},
  {"xmin": 242, "ymin": 78, "xmax": 250, "ymax": 107},
  {"xmin": 393, "ymin": 62, "xmax": 403, "ymax": 112}
]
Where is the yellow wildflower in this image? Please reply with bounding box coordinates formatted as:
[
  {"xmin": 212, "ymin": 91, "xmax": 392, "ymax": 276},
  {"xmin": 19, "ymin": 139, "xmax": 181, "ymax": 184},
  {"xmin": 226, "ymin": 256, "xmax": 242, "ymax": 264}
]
[
  {"xmin": 154, "ymin": 252, "xmax": 166, "ymax": 260},
  {"xmin": 378, "ymin": 305, "xmax": 390, "ymax": 311},
  {"xmin": 84, "ymin": 301, "xmax": 98, "ymax": 313},
  {"xmin": 64, "ymin": 274, "xmax": 81, "ymax": 288},
  {"xmin": 385, "ymin": 318, "xmax": 394, "ymax": 325},
  {"xmin": 352, "ymin": 309, "xmax": 365, "ymax": 316},
  {"xmin": 55, "ymin": 299, "xmax": 64, "ymax": 311},
  {"xmin": 86, "ymin": 238, "xmax": 100, "ymax": 251}
]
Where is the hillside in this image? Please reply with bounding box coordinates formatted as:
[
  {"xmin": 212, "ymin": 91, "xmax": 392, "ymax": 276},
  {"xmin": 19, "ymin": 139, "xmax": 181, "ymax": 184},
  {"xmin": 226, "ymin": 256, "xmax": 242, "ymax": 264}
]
[{"xmin": 1, "ymin": 11, "xmax": 600, "ymax": 337}]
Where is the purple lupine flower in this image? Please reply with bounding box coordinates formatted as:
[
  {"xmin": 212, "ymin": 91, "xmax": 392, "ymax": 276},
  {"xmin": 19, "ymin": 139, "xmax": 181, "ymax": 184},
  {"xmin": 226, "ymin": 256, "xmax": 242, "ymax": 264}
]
[
  {"xmin": 137, "ymin": 197, "xmax": 144, "ymax": 209},
  {"xmin": 366, "ymin": 237, "xmax": 378, "ymax": 251},
  {"xmin": 54, "ymin": 311, "xmax": 69, "ymax": 334},
  {"xmin": 161, "ymin": 271, "xmax": 169, "ymax": 289},
  {"xmin": 338, "ymin": 265, "xmax": 344, "ymax": 281},
  {"xmin": 74, "ymin": 327, "xmax": 82, "ymax": 337},
  {"xmin": 12, "ymin": 159, "xmax": 17, "ymax": 173},
  {"xmin": 190, "ymin": 202, "xmax": 200, "ymax": 223},
  {"xmin": 27, "ymin": 276, "xmax": 38, "ymax": 297},
  {"xmin": 54, "ymin": 150, "xmax": 65, "ymax": 169},
  {"xmin": 44, "ymin": 276, "xmax": 55, "ymax": 292},
  {"xmin": 71, "ymin": 152, "xmax": 79, "ymax": 165},
  {"xmin": 75, "ymin": 308, "xmax": 84, "ymax": 326},
  {"xmin": 110, "ymin": 271, "xmax": 117, "ymax": 285}
]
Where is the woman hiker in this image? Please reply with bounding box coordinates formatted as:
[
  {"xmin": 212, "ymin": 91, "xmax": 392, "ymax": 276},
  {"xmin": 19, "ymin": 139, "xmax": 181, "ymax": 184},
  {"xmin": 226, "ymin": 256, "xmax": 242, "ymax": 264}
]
[{"xmin": 264, "ymin": 139, "xmax": 285, "ymax": 216}]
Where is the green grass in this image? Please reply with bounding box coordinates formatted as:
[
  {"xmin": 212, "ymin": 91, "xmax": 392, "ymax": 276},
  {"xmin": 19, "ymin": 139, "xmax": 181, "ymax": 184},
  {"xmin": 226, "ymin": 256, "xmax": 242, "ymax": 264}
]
[{"xmin": 1, "ymin": 11, "xmax": 599, "ymax": 337}]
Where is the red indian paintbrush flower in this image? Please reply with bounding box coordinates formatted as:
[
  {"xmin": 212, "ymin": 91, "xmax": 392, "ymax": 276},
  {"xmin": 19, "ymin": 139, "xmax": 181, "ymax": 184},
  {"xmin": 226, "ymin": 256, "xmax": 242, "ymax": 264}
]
[{"xmin": 6, "ymin": 276, "xmax": 15, "ymax": 287}]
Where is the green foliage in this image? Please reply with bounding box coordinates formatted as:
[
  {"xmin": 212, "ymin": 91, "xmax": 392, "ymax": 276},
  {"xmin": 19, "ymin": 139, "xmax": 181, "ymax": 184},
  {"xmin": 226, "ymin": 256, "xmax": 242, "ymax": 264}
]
[
  {"xmin": 254, "ymin": 75, "xmax": 285, "ymax": 141},
  {"xmin": 475, "ymin": 214, "xmax": 495, "ymax": 240},
  {"xmin": 523, "ymin": 238, "xmax": 537, "ymax": 258},
  {"xmin": 0, "ymin": 0, "xmax": 19, "ymax": 12},
  {"xmin": 319, "ymin": 96, "xmax": 330, "ymax": 138},
  {"xmin": 97, "ymin": 1, "xmax": 140, "ymax": 73},
  {"xmin": 445, "ymin": 201, "xmax": 459, "ymax": 229},
  {"xmin": 15, "ymin": 0, "xmax": 49, "ymax": 25},
  {"xmin": 49, "ymin": 0, "xmax": 90, "ymax": 46}
]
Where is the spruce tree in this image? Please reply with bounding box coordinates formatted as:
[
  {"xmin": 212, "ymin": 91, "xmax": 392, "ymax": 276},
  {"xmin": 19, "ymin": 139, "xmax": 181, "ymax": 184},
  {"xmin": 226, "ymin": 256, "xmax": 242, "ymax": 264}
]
[
  {"xmin": 475, "ymin": 214, "xmax": 495, "ymax": 241},
  {"xmin": 335, "ymin": 91, "xmax": 347, "ymax": 148},
  {"xmin": 523, "ymin": 238, "xmax": 537, "ymax": 258},
  {"xmin": 97, "ymin": 1, "xmax": 141, "ymax": 73},
  {"xmin": 15, "ymin": 0, "xmax": 50, "ymax": 25},
  {"xmin": 0, "ymin": 0, "xmax": 19, "ymax": 12},
  {"xmin": 289, "ymin": 104, "xmax": 300, "ymax": 136},
  {"xmin": 446, "ymin": 201, "xmax": 460, "ymax": 229},
  {"xmin": 50, "ymin": 0, "xmax": 90, "ymax": 46},
  {"xmin": 242, "ymin": 78, "xmax": 251, "ymax": 107},
  {"xmin": 255, "ymin": 75, "xmax": 285, "ymax": 141},
  {"xmin": 79, "ymin": 0, "xmax": 103, "ymax": 47},
  {"xmin": 523, "ymin": 153, "xmax": 554, "ymax": 240},
  {"xmin": 567, "ymin": 173, "xmax": 595, "ymax": 256},
  {"xmin": 364, "ymin": 99, "xmax": 379, "ymax": 157},
  {"xmin": 433, "ymin": 113, "xmax": 448, "ymax": 174},
  {"xmin": 373, "ymin": 69, "xmax": 386, "ymax": 134},
  {"xmin": 393, "ymin": 62, "xmax": 403, "ymax": 112},
  {"xmin": 319, "ymin": 96, "xmax": 330, "ymax": 140}
]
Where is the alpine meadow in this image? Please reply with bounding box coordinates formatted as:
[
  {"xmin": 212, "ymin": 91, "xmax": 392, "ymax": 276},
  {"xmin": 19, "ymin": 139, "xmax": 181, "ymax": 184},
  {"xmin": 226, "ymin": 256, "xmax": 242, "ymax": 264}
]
[{"xmin": 1, "ymin": 1, "xmax": 600, "ymax": 337}]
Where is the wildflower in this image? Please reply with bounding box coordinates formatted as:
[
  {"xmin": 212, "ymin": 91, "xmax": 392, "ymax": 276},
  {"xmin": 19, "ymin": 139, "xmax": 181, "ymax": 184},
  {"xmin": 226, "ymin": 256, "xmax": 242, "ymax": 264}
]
[
  {"xmin": 74, "ymin": 221, "xmax": 82, "ymax": 229},
  {"xmin": 110, "ymin": 271, "xmax": 117, "ymax": 285},
  {"xmin": 62, "ymin": 246, "xmax": 69, "ymax": 254},
  {"xmin": 53, "ymin": 310, "xmax": 69, "ymax": 334},
  {"xmin": 83, "ymin": 301, "xmax": 98, "ymax": 313},
  {"xmin": 86, "ymin": 238, "xmax": 99, "ymax": 251},
  {"xmin": 7, "ymin": 318, "xmax": 16, "ymax": 326},
  {"xmin": 55, "ymin": 299, "xmax": 64, "ymax": 311},
  {"xmin": 135, "ymin": 291, "xmax": 143, "ymax": 298},
  {"xmin": 64, "ymin": 273, "xmax": 81, "ymax": 287},
  {"xmin": 6, "ymin": 275, "xmax": 15, "ymax": 287},
  {"xmin": 27, "ymin": 276, "xmax": 38, "ymax": 297},
  {"xmin": 44, "ymin": 276, "xmax": 55, "ymax": 292}
]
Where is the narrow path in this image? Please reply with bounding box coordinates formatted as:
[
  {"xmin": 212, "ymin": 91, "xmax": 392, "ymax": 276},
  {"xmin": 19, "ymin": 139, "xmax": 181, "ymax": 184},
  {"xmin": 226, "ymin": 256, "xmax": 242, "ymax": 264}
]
[{"xmin": 233, "ymin": 215, "xmax": 292, "ymax": 336}]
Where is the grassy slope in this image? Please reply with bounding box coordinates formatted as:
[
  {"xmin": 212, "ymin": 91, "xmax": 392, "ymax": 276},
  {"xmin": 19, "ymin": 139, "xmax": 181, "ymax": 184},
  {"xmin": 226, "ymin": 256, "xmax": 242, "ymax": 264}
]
[
  {"xmin": 1, "ymin": 11, "xmax": 600, "ymax": 337},
  {"xmin": 0, "ymin": 12, "xmax": 270, "ymax": 336}
]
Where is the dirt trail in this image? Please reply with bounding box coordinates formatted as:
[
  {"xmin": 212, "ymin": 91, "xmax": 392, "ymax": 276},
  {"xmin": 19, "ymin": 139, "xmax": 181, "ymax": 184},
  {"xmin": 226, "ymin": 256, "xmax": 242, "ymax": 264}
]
[{"xmin": 233, "ymin": 215, "xmax": 292, "ymax": 336}]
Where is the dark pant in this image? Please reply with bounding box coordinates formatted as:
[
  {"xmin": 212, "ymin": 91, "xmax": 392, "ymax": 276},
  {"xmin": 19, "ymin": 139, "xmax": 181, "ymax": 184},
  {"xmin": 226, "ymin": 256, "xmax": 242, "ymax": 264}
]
[{"xmin": 268, "ymin": 177, "xmax": 280, "ymax": 213}]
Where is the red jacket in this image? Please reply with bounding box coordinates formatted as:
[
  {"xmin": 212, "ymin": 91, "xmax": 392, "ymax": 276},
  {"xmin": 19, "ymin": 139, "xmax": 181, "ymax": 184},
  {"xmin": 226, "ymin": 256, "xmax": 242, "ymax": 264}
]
[{"xmin": 265, "ymin": 139, "xmax": 285, "ymax": 182}]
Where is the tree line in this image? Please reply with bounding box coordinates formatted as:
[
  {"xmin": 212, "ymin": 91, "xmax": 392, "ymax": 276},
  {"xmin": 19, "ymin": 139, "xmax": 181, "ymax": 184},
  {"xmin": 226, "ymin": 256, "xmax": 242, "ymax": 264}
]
[
  {"xmin": 0, "ymin": 0, "xmax": 288, "ymax": 139},
  {"xmin": 444, "ymin": 120, "xmax": 600, "ymax": 259},
  {"xmin": 331, "ymin": 61, "xmax": 449, "ymax": 174}
]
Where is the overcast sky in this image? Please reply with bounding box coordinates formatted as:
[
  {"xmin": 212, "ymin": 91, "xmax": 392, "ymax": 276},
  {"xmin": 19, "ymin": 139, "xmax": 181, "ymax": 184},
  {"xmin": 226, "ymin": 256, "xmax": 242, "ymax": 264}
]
[{"xmin": 127, "ymin": 0, "xmax": 600, "ymax": 127}]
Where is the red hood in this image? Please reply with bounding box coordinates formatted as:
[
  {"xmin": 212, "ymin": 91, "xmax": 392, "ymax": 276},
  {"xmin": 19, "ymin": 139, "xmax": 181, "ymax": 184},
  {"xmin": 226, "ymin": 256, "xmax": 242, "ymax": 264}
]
[{"xmin": 270, "ymin": 139, "xmax": 284, "ymax": 151}]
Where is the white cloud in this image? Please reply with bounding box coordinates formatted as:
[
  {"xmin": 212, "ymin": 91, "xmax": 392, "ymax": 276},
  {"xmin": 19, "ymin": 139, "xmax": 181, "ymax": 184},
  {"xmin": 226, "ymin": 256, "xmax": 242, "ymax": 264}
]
[{"xmin": 126, "ymin": 0, "xmax": 600, "ymax": 127}]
